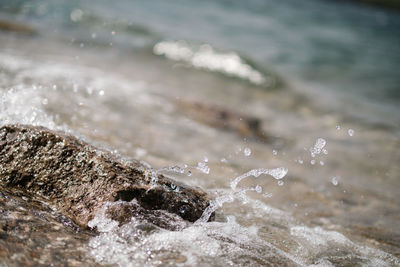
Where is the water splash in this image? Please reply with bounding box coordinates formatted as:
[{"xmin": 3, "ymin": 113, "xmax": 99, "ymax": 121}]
[
  {"xmin": 196, "ymin": 160, "xmax": 210, "ymax": 174},
  {"xmin": 310, "ymin": 138, "xmax": 327, "ymax": 158},
  {"xmin": 230, "ymin": 167, "xmax": 288, "ymax": 191},
  {"xmin": 195, "ymin": 167, "xmax": 288, "ymax": 223}
]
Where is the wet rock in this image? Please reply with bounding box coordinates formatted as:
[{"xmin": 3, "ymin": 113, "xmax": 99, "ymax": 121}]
[
  {"xmin": 0, "ymin": 19, "xmax": 36, "ymax": 35},
  {"xmin": 0, "ymin": 124, "xmax": 212, "ymax": 230},
  {"xmin": 175, "ymin": 99, "xmax": 269, "ymax": 142},
  {"xmin": 0, "ymin": 188, "xmax": 100, "ymax": 266}
]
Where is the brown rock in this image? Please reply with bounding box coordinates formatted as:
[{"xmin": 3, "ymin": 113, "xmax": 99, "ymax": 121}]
[
  {"xmin": 175, "ymin": 99, "xmax": 269, "ymax": 142},
  {"xmin": 0, "ymin": 19, "xmax": 36, "ymax": 35},
  {"xmin": 0, "ymin": 124, "xmax": 212, "ymax": 230}
]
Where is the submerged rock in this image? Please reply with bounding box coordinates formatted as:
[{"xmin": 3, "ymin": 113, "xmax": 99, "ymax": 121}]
[
  {"xmin": 0, "ymin": 19, "xmax": 36, "ymax": 35},
  {"xmin": 175, "ymin": 99, "xmax": 269, "ymax": 142},
  {"xmin": 0, "ymin": 124, "xmax": 212, "ymax": 230}
]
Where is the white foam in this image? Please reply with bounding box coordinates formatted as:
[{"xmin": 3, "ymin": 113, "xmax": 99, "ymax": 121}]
[{"xmin": 153, "ymin": 40, "xmax": 267, "ymax": 85}]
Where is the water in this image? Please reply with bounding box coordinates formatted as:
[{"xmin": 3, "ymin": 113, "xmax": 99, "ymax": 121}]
[{"xmin": 1, "ymin": 0, "xmax": 400, "ymax": 265}]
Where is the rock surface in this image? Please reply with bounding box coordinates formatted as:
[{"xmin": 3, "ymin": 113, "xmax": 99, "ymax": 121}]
[
  {"xmin": 0, "ymin": 124, "xmax": 212, "ymax": 230},
  {"xmin": 0, "ymin": 187, "xmax": 101, "ymax": 266}
]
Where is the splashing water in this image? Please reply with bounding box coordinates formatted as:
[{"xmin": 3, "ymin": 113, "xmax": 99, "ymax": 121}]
[
  {"xmin": 194, "ymin": 167, "xmax": 289, "ymax": 224},
  {"xmin": 310, "ymin": 138, "xmax": 327, "ymax": 158},
  {"xmin": 230, "ymin": 167, "xmax": 288, "ymax": 191},
  {"xmin": 196, "ymin": 160, "xmax": 210, "ymax": 174}
]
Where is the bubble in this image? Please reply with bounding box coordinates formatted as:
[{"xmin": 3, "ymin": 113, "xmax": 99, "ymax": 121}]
[
  {"xmin": 244, "ymin": 147, "xmax": 251, "ymax": 156},
  {"xmin": 272, "ymin": 150, "xmax": 278, "ymax": 156},
  {"xmin": 311, "ymin": 160, "xmax": 315, "ymax": 165},
  {"xmin": 331, "ymin": 177, "xmax": 339, "ymax": 186},
  {"xmin": 298, "ymin": 159, "xmax": 303, "ymax": 164},
  {"xmin": 319, "ymin": 161, "xmax": 324, "ymax": 166},
  {"xmin": 41, "ymin": 98, "xmax": 48, "ymax": 105},
  {"xmin": 348, "ymin": 129, "xmax": 354, "ymax": 137},
  {"xmin": 278, "ymin": 180, "xmax": 284, "ymax": 186},
  {"xmin": 91, "ymin": 33, "xmax": 97, "ymax": 39},
  {"xmin": 187, "ymin": 171, "xmax": 192, "ymax": 176},
  {"xmin": 336, "ymin": 125, "xmax": 341, "ymax": 130},
  {"xmin": 99, "ymin": 90, "xmax": 105, "ymax": 96}
]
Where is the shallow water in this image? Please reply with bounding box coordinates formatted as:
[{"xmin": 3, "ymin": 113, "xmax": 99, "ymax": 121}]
[{"xmin": 1, "ymin": 0, "xmax": 400, "ymax": 266}]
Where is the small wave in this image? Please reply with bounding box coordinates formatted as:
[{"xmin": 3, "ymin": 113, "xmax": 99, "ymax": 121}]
[{"xmin": 153, "ymin": 40, "xmax": 277, "ymax": 87}]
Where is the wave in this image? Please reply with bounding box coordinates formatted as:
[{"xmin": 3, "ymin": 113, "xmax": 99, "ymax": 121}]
[{"xmin": 153, "ymin": 40, "xmax": 279, "ymax": 88}]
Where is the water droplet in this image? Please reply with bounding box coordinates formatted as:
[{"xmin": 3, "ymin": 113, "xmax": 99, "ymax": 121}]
[
  {"xmin": 331, "ymin": 177, "xmax": 338, "ymax": 186},
  {"xmin": 310, "ymin": 138, "xmax": 326, "ymax": 157},
  {"xmin": 244, "ymin": 147, "xmax": 251, "ymax": 156},
  {"xmin": 70, "ymin": 9, "xmax": 83, "ymax": 22},
  {"xmin": 196, "ymin": 161, "xmax": 210, "ymax": 174},
  {"xmin": 278, "ymin": 180, "xmax": 284, "ymax": 186},
  {"xmin": 255, "ymin": 185, "xmax": 262, "ymax": 193},
  {"xmin": 348, "ymin": 129, "xmax": 354, "ymax": 136}
]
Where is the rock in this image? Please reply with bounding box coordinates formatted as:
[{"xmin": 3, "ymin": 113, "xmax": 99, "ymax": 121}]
[
  {"xmin": 0, "ymin": 124, "xmax": 212, "ymax": 230},
  {"xmin": 0, "ymin": 188, "xmax": 100, "ymax": 266},
  {"xmin": 0, "ymin": 19, "xmax": 36, "ymax": 35},
  {"xmin": 175, "ymin": 99, "xmax": 269, "ymax": 142}
]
